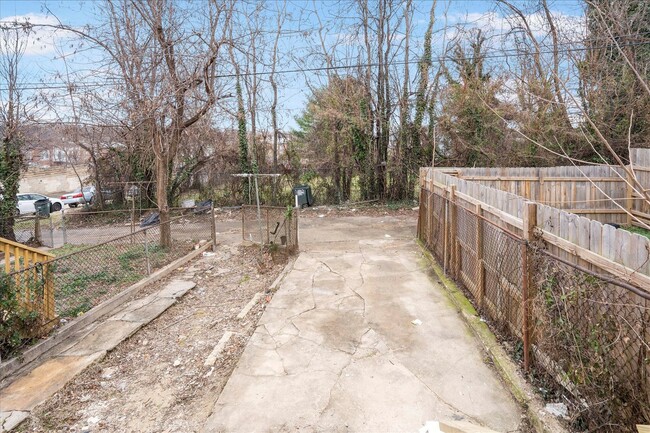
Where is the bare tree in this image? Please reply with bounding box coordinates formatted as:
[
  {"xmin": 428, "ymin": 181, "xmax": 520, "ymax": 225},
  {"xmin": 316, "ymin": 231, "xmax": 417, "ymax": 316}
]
[
  {"xmin": 32, "ymin": 0, "xmax": 235, "ymax": 247},
  {"xmin": 270, "ymin": 1, "xmax": 286, "ymax": 174},
  {"xmin": 0, "ymin": 23, "xmax": 31, "ymax": 241}
]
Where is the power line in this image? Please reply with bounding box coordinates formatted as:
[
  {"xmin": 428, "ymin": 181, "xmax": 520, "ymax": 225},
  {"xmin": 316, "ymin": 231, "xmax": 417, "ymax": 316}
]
[{"xmin": 1, "ymin": 39, "xmax": 649, "ymax": 92}]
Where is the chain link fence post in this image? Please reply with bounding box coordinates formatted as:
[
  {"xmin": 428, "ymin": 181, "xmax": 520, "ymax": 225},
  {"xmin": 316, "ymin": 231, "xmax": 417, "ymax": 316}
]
[
  {"xmin": 34, "ymin": 216, "xmax": 41, "ymax": 245},
  {"xmin": 61, "ymin": 208, "xmax": 68, "ymax": 245},
  {"xmin": 144, "ymin": 228, "xmax": 151, "ymax": 275},
  {"xmin": 130, "ymin": 196, "xmax": 136, "ymax": 244},
  {"xmin": 49, "ymin": 216, "xmax": 54, "ymax": 247},
  {"xmin": 210, "ymin": 202, "xmax": 217, "ymax": 252}
]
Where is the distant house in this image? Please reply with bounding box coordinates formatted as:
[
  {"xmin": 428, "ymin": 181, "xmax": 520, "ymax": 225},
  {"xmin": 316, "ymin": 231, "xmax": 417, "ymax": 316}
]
[{"xmin": 22, "ymin": 124, "xmax": 90, "ymax": 169}]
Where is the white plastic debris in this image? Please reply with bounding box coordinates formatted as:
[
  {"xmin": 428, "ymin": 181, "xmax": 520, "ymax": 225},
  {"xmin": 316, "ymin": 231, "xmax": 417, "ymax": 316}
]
[
  {"xmin": 173, "ymin": 359, "xmax": 182, "ymax": 367},
  {"xmin": 545, "ymin": 402, "xmax": 569, "ymax": 419},
  {"xmin": 384, "ymin": 234, "xmax": 392, "ymax": 238},
  {"xmin": 318, "ymin": 214, "xmax": 326, "ymax": 218},
  {"xmin": 419, "ymin": 421, "xmax": 439, "ymax": 433},
  {"xmin": 411, "ymin": 319, "xmax": 422, "ymax": 326}
]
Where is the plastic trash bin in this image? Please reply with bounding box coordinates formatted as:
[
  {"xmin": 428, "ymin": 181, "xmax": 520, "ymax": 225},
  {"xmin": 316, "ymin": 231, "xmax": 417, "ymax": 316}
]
[
  {"xmin": 34, "ymin": 199, "xmax": 51, "ymax": 218},
  {"xmin": 292, "ymin": 184, "xmax": 314, "ymax": 208}
]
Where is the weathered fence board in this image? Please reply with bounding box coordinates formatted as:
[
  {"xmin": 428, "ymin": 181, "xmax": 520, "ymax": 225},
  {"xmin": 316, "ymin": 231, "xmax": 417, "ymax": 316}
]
[{"xmin": 423, "ymin": 167, "xmax": 650, "ymax": 291}]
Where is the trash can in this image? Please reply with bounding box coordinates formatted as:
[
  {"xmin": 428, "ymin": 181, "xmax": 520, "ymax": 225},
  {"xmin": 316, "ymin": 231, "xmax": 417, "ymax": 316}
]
[
  {"xmin": 34, "ymin": 199, "xmax": 51, "ymax": 218},
  {"xmin": 292, "ymin": 184, "xmax": 314, "ymax": 208}
]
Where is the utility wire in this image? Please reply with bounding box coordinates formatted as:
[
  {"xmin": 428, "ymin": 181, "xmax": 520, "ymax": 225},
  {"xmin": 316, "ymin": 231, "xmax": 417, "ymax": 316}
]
[{"xmin": 1, "ymin": 39, "xmax": 649, "ymax": 92}]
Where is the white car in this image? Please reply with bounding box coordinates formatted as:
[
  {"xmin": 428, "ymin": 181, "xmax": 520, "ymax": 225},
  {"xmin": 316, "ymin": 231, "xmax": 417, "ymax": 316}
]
[
  {"xmin": 16, "ymin": 193, "xmax": 64, "ymax": 215},
  {"xmin": 60, "ymin": 186, "xmax": 96, "ymax": 207}
]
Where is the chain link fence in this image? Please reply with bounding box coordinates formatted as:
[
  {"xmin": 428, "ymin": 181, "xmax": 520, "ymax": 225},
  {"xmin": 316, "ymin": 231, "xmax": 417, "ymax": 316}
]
[
  {"xmin": 530, "ymin": 247, "xmax": 650, "ymax": 431},
  {"xmin": 418, "ymin": 187, "xmax": 650, "ymax": 432},
  {"xmin": 9, "ymin": 205, "xmax": 213, "ymax": 249},
  {"xmin": 241, "ymin": 205, "xmax": 298, "ymax": 252},
  {"xmin": 1, "ymin": 212, "xmax": 214, "ymax": 362}
]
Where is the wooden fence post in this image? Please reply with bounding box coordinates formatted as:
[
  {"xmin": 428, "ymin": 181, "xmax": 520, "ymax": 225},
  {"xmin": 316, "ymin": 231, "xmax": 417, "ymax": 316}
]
[
  {"xmin": 476, "ymin": 203, "xmax": 485, "ymax": 309},
  {"xmin": 417, "ymin": 187, "xmax": 423, "ymax": 239},
  {"xmin": 425, "ymin": 182, "xmax": 430, "ymax": 246},
  {"xmin": 450, "ymin": 185, "xmax": 458, "ymax": 278},
  {"xmin": 443, "ymin": 188, "xmax": 449, "ymax": 274},
  {"xmin": 40, "ymin": 262, "xmax": 57, "ymax": 332},
  {"xmin": 522, "ymin": 201, "xmax": 537, "ymax": 372},
  {"xmin": 626, "ymin": 171, "xmax": 633, "ymax": 226}
]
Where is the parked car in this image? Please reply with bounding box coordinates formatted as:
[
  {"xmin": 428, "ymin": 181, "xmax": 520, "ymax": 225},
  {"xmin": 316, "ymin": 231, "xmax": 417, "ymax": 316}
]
[
  {"xmin": 60, "ymin": 186, "xmax": 96, "ymax": 208},
  {"xmin": 16, "ymin": 193, "xmax": 64, "ymax": 214}
]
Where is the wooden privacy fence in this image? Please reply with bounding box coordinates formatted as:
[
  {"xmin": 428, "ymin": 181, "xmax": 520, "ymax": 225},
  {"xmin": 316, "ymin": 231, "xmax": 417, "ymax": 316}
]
[
  {"xmin": 419, "ymin": 167, "xmax": 650, "ymax": 431},
  {"xmin": 1, "ymin": 237, "xmax": 56, "ymax": 327},
  {"xmin": 441, "ymin": 147, "xmax": 650, "ymax": 228}
]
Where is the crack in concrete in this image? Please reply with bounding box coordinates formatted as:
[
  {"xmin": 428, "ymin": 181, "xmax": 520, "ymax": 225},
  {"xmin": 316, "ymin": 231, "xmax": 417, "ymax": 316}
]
[
  {"xmin": 312, "ymin": 256, "xmax": 367, "ymax": 318},
  {"xmin": 237, "ymin": 369, "xmax": 339, "ymax": 379},
  {"xmin": 261, "ymin": 324, "xmax": 289, "ymax": 376},
  {"xmin": 316, "ymin": 328, "xmax": 372, "ymax": 421},
  {"xmin": 397, "ymin": 358, "xmax": 484, "ymax": 425}
]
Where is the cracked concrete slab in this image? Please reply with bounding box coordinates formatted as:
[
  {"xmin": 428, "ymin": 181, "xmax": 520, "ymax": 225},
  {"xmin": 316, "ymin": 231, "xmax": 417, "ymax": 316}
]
[
  {"xmin": 0, "ymin": 352, "xmax": 105, "ymax": 411},
  {"xmin": 156, "ymin": 279, "xmax": 196, "ymax": 298},
  {"xmin": 203, "ymin": 217, "xmax": 522, "ymax": 433},
  {"xmin": 61, "ymin": 320, "xmax": 143, "ymax": 357},
  {"xmin": 108, "ymin": 296, "xmax": 176, "ymax": 323},
  {"xmin": 0, "ymin": 411, "xmax": 29, "ymax": 432}
]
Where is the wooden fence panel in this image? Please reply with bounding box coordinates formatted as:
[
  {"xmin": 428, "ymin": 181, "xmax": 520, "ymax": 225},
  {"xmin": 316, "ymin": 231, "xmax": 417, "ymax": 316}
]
[
  {"xmin": 0, "ymin": 237, "xmax": 56, "ymax": 327},
  {"xmin": 423, "ymin": 167, "xmax": 650, "ymax": 289},
  {"xmin": 450, "ymin": 164, "xmax": 632, "ymax": 224}
]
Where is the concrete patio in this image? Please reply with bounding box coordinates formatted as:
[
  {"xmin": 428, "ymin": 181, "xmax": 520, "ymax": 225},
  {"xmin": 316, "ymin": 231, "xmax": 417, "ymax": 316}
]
[{"xmin": 203, "ymin": 215, "xmax": 523, "ymax": 432}]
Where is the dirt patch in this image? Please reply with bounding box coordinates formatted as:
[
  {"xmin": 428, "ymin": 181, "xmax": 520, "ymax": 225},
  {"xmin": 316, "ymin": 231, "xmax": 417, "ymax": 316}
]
[{"xmin": 17, "ymin": 244, "xmax": 290, "ymax": 433}]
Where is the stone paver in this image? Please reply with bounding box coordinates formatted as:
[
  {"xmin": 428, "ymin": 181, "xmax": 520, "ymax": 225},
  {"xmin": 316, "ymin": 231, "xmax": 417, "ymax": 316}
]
[{"xmin": 203, "ymin": 216, "xmax": 522, "ymax": 432}]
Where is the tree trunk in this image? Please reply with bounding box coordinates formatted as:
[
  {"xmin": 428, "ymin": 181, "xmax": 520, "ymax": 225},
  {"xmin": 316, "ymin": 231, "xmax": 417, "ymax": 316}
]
[
  {"xmin": 397, "ymin": 0, "xmax": 412, "ymax": 200},
  {"xmin": 155, "ymin": 150, "xmax": 172, "ymax": 249},
  {"xmin": 376, "ymin": 0, "xmax": 387, "ymax": 198},
  {"xmin": 0, "ymin": 139, "xmax": 21, "ymax": 242},
  {"xmin": 152, "ymin": 124, "xmax": 172, "ymax": 249}
]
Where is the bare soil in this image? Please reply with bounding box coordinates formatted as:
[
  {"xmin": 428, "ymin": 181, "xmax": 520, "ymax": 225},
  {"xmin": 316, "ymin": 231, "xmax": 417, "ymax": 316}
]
[{"xmin": 17, "ymin": 244, "xmax": 290, "ymax": 433}]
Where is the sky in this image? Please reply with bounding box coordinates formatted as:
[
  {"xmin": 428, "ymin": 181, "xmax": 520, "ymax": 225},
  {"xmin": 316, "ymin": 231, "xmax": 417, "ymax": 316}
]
[{"xmin": 0, "ymin": 0, "xmax": 586, "ymax": 130}]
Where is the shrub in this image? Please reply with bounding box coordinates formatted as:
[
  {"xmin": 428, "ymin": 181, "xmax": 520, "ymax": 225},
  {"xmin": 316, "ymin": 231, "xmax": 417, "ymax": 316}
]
[{"xmin": 0, "ymin": 272, "xmax": 44, "ymax": 360}]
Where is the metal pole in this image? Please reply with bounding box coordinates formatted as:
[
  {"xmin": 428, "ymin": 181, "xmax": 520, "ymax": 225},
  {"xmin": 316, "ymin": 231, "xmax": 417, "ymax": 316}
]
[
  {"xmin": 49, "ymin": 216, "xmax": 54, "ymax": 247},
  {"xmin": 35, "ymin": 216, "xmax": 41, "ymax": 245},
  {"xmin": 61, "ymin": 208, "xmax": 68, "ymax": 245},
  {"xmin": 144, "ymin": 228, "xmax": 151, "ymax": 275},
  {"xmin": 210, "ymin": 201, "xmax": 217, "ymax": 252},
  {"xmin": 254, "ymin": 174, "xmax": 263, "ymax": 248},
  {"xmin": 131, "ymin": 185, "xmax": 136, "ymax": 244}
]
